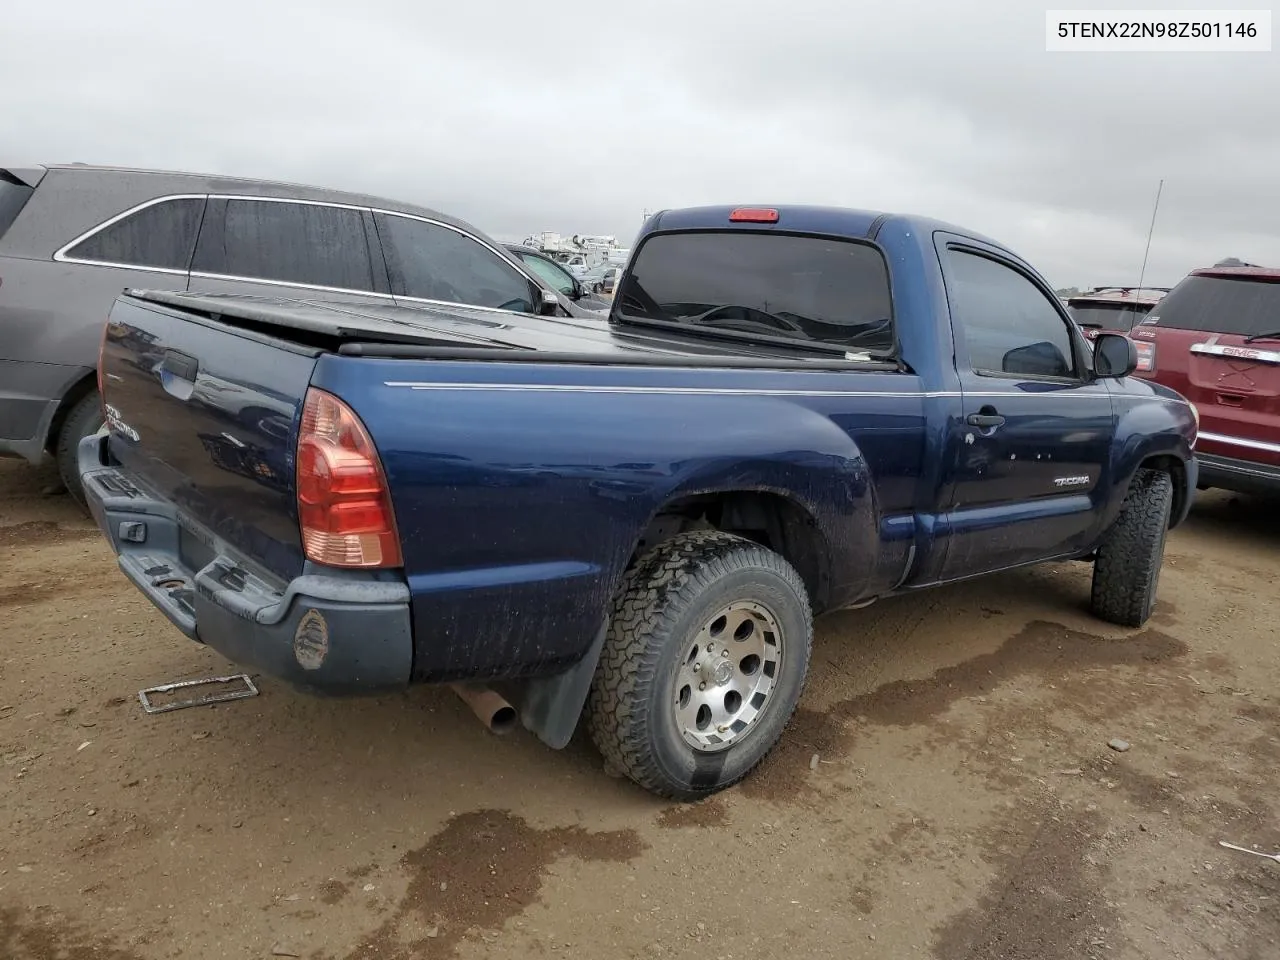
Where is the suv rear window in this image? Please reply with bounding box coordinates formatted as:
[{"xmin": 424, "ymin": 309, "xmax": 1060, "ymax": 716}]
[
  {"xmin": 1068, "ymin": 303, "xmax": 1149, "ymax": 333},
  {"xmin": 617, "ymin": 232, "xmax": 894, "ymax": 354},
  {"xmin": 1150, "ymin": 275, "xmax": 1280, "ymax": 336},
  {"xmin": 0, "ymin": 172, "xmax": 34, "ymax": 240},
  {"xmin": 64, "ymin": 197, "xmax": 206, "ymax": 271}
]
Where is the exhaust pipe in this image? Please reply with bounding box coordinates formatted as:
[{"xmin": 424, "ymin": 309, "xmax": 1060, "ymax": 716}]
[{"xmin": 449, "ymin": 683, "xmax": 518, "ymax": 735}]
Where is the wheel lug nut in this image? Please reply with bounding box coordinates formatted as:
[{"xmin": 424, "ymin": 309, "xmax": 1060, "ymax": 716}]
[{"xmin": 698, "ymin": 683, "xmax": 706, "ymax": 691}]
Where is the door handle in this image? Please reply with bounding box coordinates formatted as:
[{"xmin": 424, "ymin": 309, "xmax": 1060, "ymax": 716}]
[{"xmin": 966, "ymin": 412, "xmax": 1006, "ymax": 428}]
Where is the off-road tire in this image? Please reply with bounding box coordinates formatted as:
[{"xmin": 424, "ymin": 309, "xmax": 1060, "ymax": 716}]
[
  {"xmin": 586, "ymin": 530, "xmax": 813, "ymax": 801},
  {"xmin": 56, "ymin": 391, "xmax": 104, "ymax": 512},
  {"xmin": 1090, "ymin": 468, "xmax": 1174, "ymax": 627}
]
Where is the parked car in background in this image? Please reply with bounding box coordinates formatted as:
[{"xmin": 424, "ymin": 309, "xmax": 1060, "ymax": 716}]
[
  {"xmin": 600, "ymin": 266, "xmax": 623, "ymax": 295},
  {"xmin": 1066, "ymin": 286, "xmax": 1170, "ymax": 341},
  {"xmin": 0, "ymin": 163, "xmax": 583, "ymax": 506},
  {"xmin": 82, "ymin": 203, "xmax": 1196, "ymax": 800},
  {"xmin": 579, "ymin": 262, "xmax": 613, "ymax": 292},
  {"xmin": 503, "ymin": 243, "xmax": 611, "ymax": 313},
  {"xmin": 1131, "ymin": 262, "xmax": 1280, "ymax": 497}
]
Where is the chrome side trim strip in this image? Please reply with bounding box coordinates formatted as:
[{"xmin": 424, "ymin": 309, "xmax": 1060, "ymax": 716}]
[
  {"xmin": 188, "ymin": 270, "xmax": 394, "ymax": 299},
  {"xmin": 1198, "ymin": 431, "xmax": 1280, "ymax": 454},
  {"xmin": 382, "ymin": 383, "xmax": 1117, "ymax": 399}
]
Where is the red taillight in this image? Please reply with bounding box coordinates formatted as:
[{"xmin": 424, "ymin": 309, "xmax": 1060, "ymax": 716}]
[
  {"xmin": 296, "ymin": 387, "xmax": 402, "ymax": 569},
  {"xmin": 729, "ymin": 207, "xmax": 779, "ymax": 223},
  {"xmin": 1133, "ymin": 340, "xmax": 1156, "ymax": 373}
]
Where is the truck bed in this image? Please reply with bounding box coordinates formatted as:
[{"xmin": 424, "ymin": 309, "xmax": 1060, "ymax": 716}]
[{"xmin": 128, "ymin": 289, "xmax": 896, "ymax": 369}]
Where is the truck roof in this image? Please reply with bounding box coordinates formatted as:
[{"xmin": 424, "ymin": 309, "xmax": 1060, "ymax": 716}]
[{"xmin": 641, "ymin": 204, "xmax": 1022, "ymax": 258}]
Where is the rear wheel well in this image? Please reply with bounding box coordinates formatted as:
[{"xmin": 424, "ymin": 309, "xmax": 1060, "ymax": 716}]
[
  {"xmin": 44, "ymin": 373, "xmax": 98, "ymax": 454},
  {"xmin": 632, "ymin": 491, "xmax": 830, "ymax": 611},
  {"xmin": 1139, "ymin": 455, "xmax": 1186, "ymax": 526}
]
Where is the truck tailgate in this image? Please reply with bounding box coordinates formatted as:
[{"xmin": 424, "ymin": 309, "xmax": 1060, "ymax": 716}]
[{"xmin": 97, "ymin": 295, "xmax": 319, "ymax": 582}]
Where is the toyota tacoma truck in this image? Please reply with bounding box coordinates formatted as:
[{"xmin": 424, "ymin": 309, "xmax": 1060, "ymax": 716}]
[{"xmin": 80, "ymin": 205, "xmax": 1200, "ymax": 800}]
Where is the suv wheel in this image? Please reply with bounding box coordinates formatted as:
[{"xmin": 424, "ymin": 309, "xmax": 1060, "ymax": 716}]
[
  {"xmin": 587, "ymin": 531, "xmax": 813, "ymax": 801},
  {"xmin": 55, "ymin": 391, "xmax": 104, "ymax": 511},
  {"xmin": 1089, "ymin": 468, "xmax": 1174, "ymax": 627}
]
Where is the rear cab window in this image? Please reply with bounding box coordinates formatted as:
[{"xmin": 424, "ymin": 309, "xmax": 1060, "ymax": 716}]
[
  {"xmin": 0, "ymin": 171, "xmax": 36, "ymax": 241},
  {"xmin": 614, "ymin": 231, "xmax": 895, "ymax": 357}
]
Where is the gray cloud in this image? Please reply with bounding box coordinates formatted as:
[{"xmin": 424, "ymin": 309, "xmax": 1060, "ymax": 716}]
[{"xmin": 3, "ymin": 0, "xmax": 1276, "ymax": 287}]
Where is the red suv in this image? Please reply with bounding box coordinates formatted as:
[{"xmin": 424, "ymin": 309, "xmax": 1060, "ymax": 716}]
[
  {"xmin": 1065, "ymin": 286, "xmax": 1169, "ymax": 341},
  {"xmin": 1131, "ymin": 261, "xmax": 1280, "ymax": 497}
]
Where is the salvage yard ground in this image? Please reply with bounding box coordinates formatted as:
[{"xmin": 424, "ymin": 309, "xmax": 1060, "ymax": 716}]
[{"xmin": 2, "ymin": 457, "xmax": 1278, "ymax": 960}]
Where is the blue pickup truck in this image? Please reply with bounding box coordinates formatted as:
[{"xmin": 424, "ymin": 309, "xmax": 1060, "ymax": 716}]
[{"xmin": 80, "ymin": 205, "xmax": 1199, "ymax": 800}]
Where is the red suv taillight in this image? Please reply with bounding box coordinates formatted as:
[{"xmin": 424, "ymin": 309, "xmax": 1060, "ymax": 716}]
[
  {"xmin": 1133, "ymin": 340, "xmax": 1156, "ymax": 373},
  {"xmin": 296, "ymin": 387, "xmax": 402, "ymax": 569}
]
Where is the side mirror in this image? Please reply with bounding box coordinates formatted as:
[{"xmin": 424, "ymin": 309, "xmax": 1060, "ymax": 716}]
[
  {"xmin": 1092, "ymin": 333, "xmax": 1138, "ymax": 379},
  {"xmin": 538, "ymin": 288, "xmax": 560, "ymax": 316}
]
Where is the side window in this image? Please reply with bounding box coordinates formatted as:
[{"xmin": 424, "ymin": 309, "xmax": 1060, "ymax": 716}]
[
  {"xmin": 64, "ymin": 197, "xmax": 206, "ymax": 271},
  {"xmin": 521, "ymin": 254, "xmax": 576, "ymax": 297},
  {"xmin": 374, "ymin": 213, "xmax": 537, "ymax": 312},
  {"xmin": 945, "ymin": 249, "xmax": 1077, "ymax": 379},
  {"xmin": 192, "ymin": 199, "xmax": 374, "ymax": 291}
]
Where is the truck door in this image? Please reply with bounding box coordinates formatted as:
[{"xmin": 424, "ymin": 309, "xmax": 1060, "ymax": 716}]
[{"xmin": 934, "ymin": 236, "xmax": 1116, "ymax": 579}]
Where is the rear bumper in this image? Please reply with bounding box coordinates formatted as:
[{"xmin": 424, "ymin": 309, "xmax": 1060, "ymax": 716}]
[
  {"xmin": 78, "ymin": 434, "xmax": 414, "ymax": 694},
  {"xmin": 1196, "ymin": 451, "xmax": 1280, "ymax": 498}
]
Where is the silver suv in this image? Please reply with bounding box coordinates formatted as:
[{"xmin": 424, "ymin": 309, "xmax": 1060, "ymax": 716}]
[{"xmin": 0, "ymin": 163, "xmax": 579, "ymax": 505}]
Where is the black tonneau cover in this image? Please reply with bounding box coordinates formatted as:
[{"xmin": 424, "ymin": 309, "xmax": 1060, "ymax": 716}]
[{"xmin": 124, "ymin": 290, "xmax": 896, "ymax": 370}]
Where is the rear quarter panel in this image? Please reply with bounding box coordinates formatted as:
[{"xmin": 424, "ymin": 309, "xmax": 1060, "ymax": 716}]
[
  {"xmin": 312, "ymin": 356, "xmax": 928, "ymax": 682},
  {"xmin": 0, "ymin": 257, "xmax": 191, "ymax": 367},
  {"xmin": 0, "ymin": 168, "xmax": 198, "ymax": 374}
]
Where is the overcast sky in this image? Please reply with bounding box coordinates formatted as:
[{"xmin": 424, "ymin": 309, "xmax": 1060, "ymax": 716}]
[{"xmin": 4, "ymin": 0, "xmax": 1276, "ymax": 287}]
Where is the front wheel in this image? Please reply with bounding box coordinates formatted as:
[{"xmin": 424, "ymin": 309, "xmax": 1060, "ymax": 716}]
[
  {"xmin": 1090, "ymin": 468, "xmax": 1174, "ymax": 627},
  {"xmin": 587, "ymin": 531, "xmax": 813, "ymax": 800}
]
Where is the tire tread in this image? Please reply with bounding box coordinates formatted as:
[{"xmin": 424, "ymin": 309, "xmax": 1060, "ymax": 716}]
[
  {"xmin": 1090, "ymin": 468, "xmax": 1174, "ymax": 627},
  {"xmin": 586, "ymin": 530, "xmax": 812, "ymax": 800}
]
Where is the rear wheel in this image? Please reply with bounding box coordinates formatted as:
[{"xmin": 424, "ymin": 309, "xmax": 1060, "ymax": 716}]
[
  {"xmin": 55, "ymin": 391, "xmax": 104, "ymax": 511},
  {"xmin": 1090, "ymin": 468, "xmax": 1174, "ymax": 627},
  {"xmin": 587, "ymin": 531, "xmax": 813, "ymax": 800}
]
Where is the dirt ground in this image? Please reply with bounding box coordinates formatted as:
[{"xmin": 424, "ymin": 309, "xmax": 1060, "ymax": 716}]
[{"xmin": 2, "ymin": 456, "xmax": 1277, "ymax": 960}]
